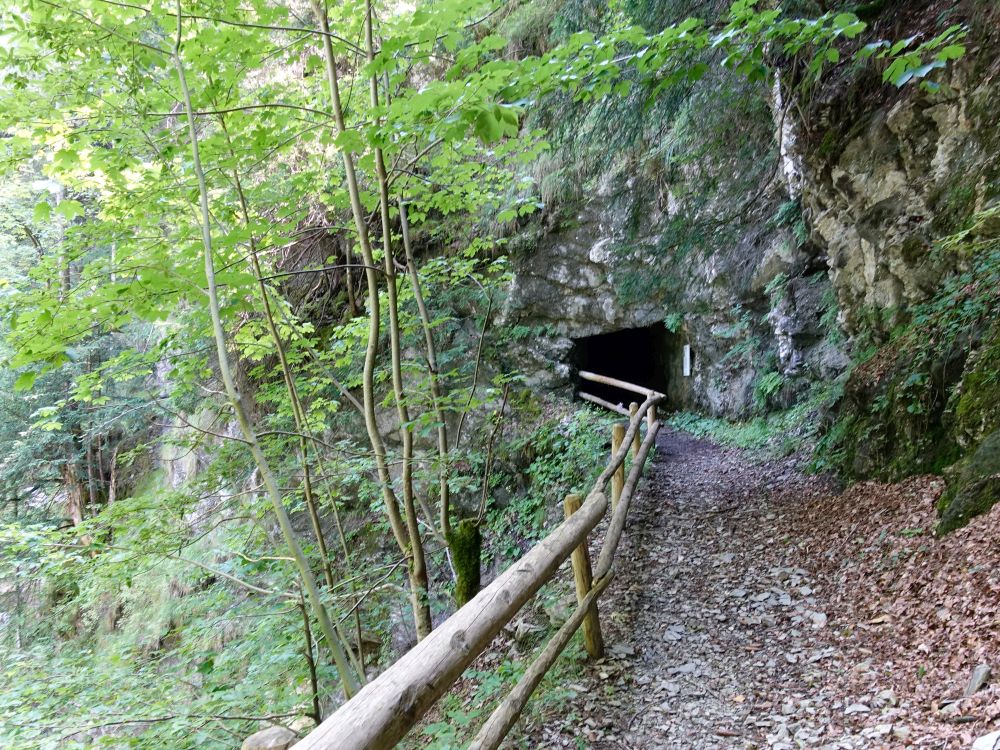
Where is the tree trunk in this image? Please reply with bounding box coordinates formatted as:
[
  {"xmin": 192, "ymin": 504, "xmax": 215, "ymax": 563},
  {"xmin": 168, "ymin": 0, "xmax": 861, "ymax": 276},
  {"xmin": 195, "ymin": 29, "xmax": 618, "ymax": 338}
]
[
  {"xmin": 63, "ymin": 463, "xmax": 85, "ymax": 527},
  {"xmin": 364, "ymin": 0, "xmax": 434, "ymax": 638}
]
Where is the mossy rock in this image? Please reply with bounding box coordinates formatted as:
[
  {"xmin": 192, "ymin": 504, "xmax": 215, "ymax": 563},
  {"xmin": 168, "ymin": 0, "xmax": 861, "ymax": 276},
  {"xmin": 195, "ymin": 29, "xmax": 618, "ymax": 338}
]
[
  {"xmin": 938, "ymin": 429, "xmax": 1000, "ymax": 534},
  {"xmin": 831, "ymin": 338, "xmax": 962, "ymax": 480},
  {"xmin": 952, "ymin": 332, "xmax": 1000, "ymax": 444}
]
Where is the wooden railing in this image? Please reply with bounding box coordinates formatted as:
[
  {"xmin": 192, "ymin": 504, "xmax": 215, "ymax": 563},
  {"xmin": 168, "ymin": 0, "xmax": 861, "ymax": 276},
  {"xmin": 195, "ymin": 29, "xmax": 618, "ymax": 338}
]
[
  {"xmin": 296, "ymin": 376, "xmax": 663, "ymax": 750},
  {"xmin": 577, "ymin": 369, "xmax": 664, "ymax": 423}
]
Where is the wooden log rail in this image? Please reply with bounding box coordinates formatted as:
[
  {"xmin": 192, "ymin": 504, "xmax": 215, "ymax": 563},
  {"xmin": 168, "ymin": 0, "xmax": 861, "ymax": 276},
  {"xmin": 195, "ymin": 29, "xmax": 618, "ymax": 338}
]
[
  {"xmin": 296, "ymin": 383, "xmax": 663, "ymax": 750},
  {"xmin": 577, "ymin": 369, "xmax": 664, "ymax": 428}
]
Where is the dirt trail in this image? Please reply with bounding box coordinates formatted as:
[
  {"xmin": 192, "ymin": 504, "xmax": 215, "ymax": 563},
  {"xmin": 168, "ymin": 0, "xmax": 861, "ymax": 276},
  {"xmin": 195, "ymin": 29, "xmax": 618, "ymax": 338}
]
[{"xmin": 529, "ymin": 429, "xmax": 1000, "ymax": 749}]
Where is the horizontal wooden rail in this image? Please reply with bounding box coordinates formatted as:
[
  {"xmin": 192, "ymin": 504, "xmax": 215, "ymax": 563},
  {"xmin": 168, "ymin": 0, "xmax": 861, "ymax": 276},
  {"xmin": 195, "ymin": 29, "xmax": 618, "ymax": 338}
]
[
  {"xmin": 578, "ymin": 391, "xmax": 630, "ymax": 416},
  {"xmin": 296, "ymin": 378, "xmax": 663, "ymax": 750},
  {"xmin": 578, "ymin": 369, "xmax": 665, "ymax": 399}
]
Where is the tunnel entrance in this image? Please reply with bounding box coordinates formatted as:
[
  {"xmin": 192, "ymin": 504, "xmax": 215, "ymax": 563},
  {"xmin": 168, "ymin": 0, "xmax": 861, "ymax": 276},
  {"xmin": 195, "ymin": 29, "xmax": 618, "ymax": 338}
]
[{"xmin": 571, "ymin": 324, "xmax": 674, "ymax": 407}]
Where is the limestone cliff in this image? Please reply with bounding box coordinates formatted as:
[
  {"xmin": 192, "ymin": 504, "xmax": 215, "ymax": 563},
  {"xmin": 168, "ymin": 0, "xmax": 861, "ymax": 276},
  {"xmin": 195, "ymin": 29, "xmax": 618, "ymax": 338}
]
[{"xmin": 804, "ymin": 64, "xmax": 998, "ymax": 336}]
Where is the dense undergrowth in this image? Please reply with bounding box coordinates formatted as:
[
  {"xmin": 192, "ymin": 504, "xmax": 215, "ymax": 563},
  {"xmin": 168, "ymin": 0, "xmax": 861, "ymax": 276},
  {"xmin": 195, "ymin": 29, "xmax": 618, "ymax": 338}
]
[
  {"xmin": 668, "ymin": 377, "xmax": 845, "ymax": 461},
  {"xmin": 413, "ymin": 403, "xmax": 625, "ymax": 750},
  {"xmin": 0, "ymin": 398, "xmax": 614, "ymax": 749}
]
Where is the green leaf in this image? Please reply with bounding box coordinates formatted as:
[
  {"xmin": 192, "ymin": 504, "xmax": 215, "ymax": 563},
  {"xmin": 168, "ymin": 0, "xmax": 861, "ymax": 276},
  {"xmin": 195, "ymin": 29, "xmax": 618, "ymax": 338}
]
[
  {"xmin": 478, "ymin": 34, "xmax": 506, "ymax": 52},
  {"xmin": 686, "ymin": 62, "xmax": 708, "ymax": 82},
  {"xmin": 936, "ymin": 44, "xmax": 966, "ymax": 62},
  {"xmin": 833, "ymin": 13, "xmax": 856, "ymax": 28},
  {"xmin": 841, "ymin": 21, "xmax": 866, "ymax": 38},
  {"xmin": 894, "ymin": 60, "xmax": 945, "ymax": 87},
  {"xmin": 858, "ymin": 40, "xmax": 888, "ymax": 59},
  {"xmin": 14, "ymin": 372, "xmax": 36, "ymax": 391},
  {"xmin": 889, "ymin": 35, "xmax": 918, "ymax": 56},
  {"xmin": 53, "ymin": 148, "xmax": 79, "ymax": 169},
  {"xmin": 33, "ymin": 201, "xmax": 51, "ymax": 223},
  {"xmin": 55, "ymin": 199, "xmax": 84, "ymax": 220},
  {"xmin": 333, "ymin": 130, "xmax": 365, "ymax": 153},
  {"xmin": 474, "ymin": 109, "xmax": 502, "ymax": 143}
]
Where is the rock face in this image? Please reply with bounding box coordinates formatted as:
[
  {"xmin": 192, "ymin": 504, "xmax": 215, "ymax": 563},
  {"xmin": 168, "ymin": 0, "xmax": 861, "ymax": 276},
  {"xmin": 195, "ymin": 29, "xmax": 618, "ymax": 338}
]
[
  {"xmin": 502, "ymin": 119, "xmax": 840, "ymax": 419},
  {"xmin": 241, "ymin": 726, "xmax": 297, "ymax": 750},
  {"xmin": 499, "ymin": 2, "xmax": 1000, "ymax": 523},
  {"xmin": 503, "ymin": 55, "xmax": 999, "ymax": 452},
  {"xmin": 802, "ymin": 67, "xmax": 999, "ymax": 336},
  {"xmin": 501, "ymin": 185, "xmax": 667, "ymax": 391}
]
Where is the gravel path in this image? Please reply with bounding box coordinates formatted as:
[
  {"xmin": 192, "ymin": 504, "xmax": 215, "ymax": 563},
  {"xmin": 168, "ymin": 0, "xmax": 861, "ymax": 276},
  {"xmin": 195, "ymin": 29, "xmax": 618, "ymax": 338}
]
[{"xmin": 529, "ymin": 429, "xmax": 999, "ymax": 749}]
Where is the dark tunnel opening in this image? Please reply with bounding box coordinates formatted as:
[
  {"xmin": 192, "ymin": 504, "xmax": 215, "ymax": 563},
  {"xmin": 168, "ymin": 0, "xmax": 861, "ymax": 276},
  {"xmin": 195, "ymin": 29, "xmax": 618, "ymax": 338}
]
[{"xmin": 571, "ymin": 324, "xmax": 674, "ymax": 408}]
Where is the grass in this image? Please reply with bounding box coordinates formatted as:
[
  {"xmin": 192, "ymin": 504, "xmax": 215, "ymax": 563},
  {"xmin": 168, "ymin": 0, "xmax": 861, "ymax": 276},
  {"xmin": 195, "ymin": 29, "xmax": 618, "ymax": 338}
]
[{"xmin": 668, "ymin": 378, "xmax": 846, "ymax": 465}]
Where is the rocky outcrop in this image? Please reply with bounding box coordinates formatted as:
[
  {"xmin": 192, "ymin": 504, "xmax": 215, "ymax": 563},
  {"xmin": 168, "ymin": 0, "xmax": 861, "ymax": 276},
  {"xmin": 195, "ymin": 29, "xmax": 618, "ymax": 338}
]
[
  {"xmin": 501, "ymin": 184, "xmax": 667, "ymax": 391},
  {"xmin": 501, "ymin": 12, "xmax": 1000, "ymax": 527},
  {"xmin": 502, "ymin": 143, "xmax": 843, "ymax": 420},
  {"xmin": 803, "ymin": 65, "xmax": 999, "ymax": 336},
  {"xmin": 938, "ymin": 429, "xmax": 1000, "ymax": 534},
  {"xmin": 796, "ymin": 52, "xmax": 1000, "ymax": 531}
]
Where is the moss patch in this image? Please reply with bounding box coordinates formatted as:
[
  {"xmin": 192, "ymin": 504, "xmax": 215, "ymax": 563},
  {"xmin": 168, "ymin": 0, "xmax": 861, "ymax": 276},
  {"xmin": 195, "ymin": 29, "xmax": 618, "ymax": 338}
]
[
  {"xmin": 824, "ymin": 336, "xmax": 965, "ymax": 481},
  {"xmin": 816, "ymin": 222, "xmax": 1000, "ymax": 531},
  {"xmin": 951, "ymin": 330, "xmax": 1000, "ymax": 443},
  {"xmin": 447, "ymin": 518, "xmax": 482, "ymax": 607}
]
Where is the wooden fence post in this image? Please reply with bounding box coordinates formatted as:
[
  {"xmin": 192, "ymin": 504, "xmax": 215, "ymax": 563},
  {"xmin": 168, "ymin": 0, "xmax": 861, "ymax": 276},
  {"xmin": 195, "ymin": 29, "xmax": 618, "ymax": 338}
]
[
  {"xmin": 629, "ymin": 402, "xmax": 640, "ymax": 459},
  {"xmin": 611, "ymin": 423, "xmax": 625, "ymax": 511},
  {"xmin": 563, "ymin": 494, "xmax": 604, "ymax": 659},
  {"xmin": 647, "ymin": 401, "xmax": 656, "ymax": 430}
]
